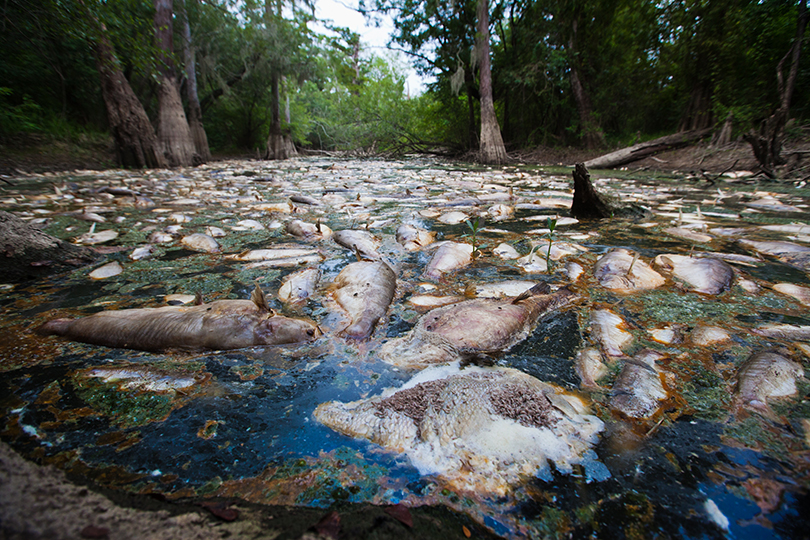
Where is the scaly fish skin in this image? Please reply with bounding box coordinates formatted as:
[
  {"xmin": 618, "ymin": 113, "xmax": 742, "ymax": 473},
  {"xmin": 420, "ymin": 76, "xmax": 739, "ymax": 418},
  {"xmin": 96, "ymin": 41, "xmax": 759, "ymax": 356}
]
[{"xmin": 734, "ymin": 350, "xmax": 804, "ymax": 414}]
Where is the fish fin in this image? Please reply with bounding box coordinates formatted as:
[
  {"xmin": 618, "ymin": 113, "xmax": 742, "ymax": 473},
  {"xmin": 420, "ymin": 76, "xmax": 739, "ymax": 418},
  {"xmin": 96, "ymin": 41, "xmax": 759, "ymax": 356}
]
[
  {"xmin": 194, "ymin": 292, "xmax": 204, "ymax": 305},
  {"xmin": 250, "ymin": 284, "xmax": 272, "ymax": 313},
  {"xmin": 512, "ymin": 282, "xmax": 551, "ymax": 304}
]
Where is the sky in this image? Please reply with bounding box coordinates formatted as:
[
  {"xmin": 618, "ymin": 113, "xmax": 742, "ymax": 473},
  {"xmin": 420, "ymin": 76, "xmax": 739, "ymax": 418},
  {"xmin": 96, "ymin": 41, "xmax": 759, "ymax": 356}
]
[{"xmin": 311, "ymin": 0, "xmax": 430, "ymax": 95}]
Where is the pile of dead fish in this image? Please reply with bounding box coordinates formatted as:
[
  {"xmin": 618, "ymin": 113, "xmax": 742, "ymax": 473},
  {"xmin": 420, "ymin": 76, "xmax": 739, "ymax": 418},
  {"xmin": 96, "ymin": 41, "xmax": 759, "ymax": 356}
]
[{"xmin": 6, "ymin": 158, "xmax": 809, "ymax": 498}]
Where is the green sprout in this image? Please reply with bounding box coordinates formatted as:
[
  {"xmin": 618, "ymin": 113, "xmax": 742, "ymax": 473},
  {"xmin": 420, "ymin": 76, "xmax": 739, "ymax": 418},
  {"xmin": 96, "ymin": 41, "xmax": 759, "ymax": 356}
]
[
  {"xmin": 545, "ymin": 216, "xmax": 558, "ymax": 270},
  {"xmin": 466, "ymin": 215, "xmax": 483, "ymax": 256}
]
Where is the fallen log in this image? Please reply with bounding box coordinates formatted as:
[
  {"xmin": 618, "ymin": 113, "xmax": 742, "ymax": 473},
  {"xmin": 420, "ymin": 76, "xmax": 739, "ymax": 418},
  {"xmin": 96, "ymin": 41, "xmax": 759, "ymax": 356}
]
[{"xmin": 583, "ymin": 128, "xmax": 713, "ymax": 169}]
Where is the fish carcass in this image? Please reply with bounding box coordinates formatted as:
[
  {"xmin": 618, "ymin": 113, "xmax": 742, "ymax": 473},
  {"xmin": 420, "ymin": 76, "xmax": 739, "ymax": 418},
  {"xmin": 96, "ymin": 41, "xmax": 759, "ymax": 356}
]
[
  {"xmin": 314, "ymin": 364, "xmax": 606, "ymax": 496},
  {"xmin": 379, "ymin": 283, "xmax": 574, "ymax": 368},
  {"xmin": 328, "ymin": 260, "xmax": 397, "ymax": 340},
  {"xmin": 734, "ymin": 350, "xmax": 804, "ymax": 418},
  {"xmin": 593, "ymin": 249, "xmax": 665, "ymax": 293},
  {"xmin": 653, "ymin": 254, "xmax": 734, "ymax": 294},
  {"xmin": 590, "ymin": 309, "xmax": 634, "ymax": 357},
  {"xmin": 395, "ymin": 223, "xmax": 436, "ymax": 251},
  {"xmin": 422, "ymin": 241, "xmax": 473, "ymax": 280},
  {"xmin": 278, "ymin": 267, "xmax": 321, "ymax": 306},
  {"xmin": 333, "ymin": 229, "xmax": 382, "ymax": 260},
  {"xmin": 37, "ymin": 285, "xmax": 320, "ymax": 351},
  {"xmin": 609, "ymin": 350, "xmax": 668, "ymax": 419}
]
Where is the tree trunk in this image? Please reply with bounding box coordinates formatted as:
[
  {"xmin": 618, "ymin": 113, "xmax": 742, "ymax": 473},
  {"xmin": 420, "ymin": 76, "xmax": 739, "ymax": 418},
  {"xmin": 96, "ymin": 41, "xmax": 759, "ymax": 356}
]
[
  {"xmin": 476, "ymin": 0, "xmax": 507, "ymax": 165},
  {"xmin": 743, "ymin": 0, "xmax": 807, "ymax": 178},
  {"xmin": 568, "ymin": 19, "xmax": 605, "ymax": 150},
  {"xmin": 92, "ymin": 22, "xmax": 166, "ymax": 169},
  {"xmin": 264, "ymin": 70, "xmax": 296, "ymax": 160},
  {"xmin": 180, "ymin": 0, "xmax": 211, "ymax": 162},
  {"xmin": 570, "ymin": 163, "xmax": 610, "ymax": 219},
  {"xmin": 154, "ymin": 0, "xmax": 197, "ymax": 167},
  {"xmin": 584, "ymin": 128, "xmax": 713, "ymax": 169}
]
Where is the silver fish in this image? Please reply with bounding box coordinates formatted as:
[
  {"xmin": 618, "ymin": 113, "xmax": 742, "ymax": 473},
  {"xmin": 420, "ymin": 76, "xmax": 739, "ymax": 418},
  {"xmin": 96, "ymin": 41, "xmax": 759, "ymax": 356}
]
[
  {"xmin": 333, "ymin": 230, "xmax": 382, "ymax": 260},
  {"xmin": 734, "ymin": 350, "xmax": 804, "ymax": 416},
  {"xmin": 286, "ymin": 219, "xmax": 332, "ymax": 241},
  {"xmin": 395, "ymin": 223, "xmax": 436, "ymax": 251},
  {"xmin": 278, "ymin": 267, "xmax": 321, "ymax": 306}
]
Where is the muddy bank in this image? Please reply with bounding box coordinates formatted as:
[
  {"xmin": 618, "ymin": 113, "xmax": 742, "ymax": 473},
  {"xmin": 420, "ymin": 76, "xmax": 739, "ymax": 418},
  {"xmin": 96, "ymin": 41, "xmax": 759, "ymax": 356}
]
[{"xmin": 0, "ymin": 442, "xmax": 493, "ymax": 540}]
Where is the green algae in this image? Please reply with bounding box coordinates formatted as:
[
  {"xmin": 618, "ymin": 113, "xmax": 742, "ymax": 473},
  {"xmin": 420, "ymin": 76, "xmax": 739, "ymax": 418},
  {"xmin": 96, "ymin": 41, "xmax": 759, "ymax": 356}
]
[{"xmin": 74, "ymin": 379, "xmax": 175, "ymax": 429}]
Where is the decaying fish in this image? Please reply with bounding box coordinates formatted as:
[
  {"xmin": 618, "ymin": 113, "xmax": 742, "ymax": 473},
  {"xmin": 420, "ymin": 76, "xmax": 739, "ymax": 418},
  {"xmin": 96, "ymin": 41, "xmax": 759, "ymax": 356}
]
[
  {"xmin": 286, "ymin": 219, "xmax": 332, "ymax": 241},
  {"xmin": 37, "ymin": 284, "xmax": 320, "ymax": 351},
  {"xmin": 493, "ymin": 243, "xmax": 520, "ymax": 260},
  {"xmin": 379, "ymin": 283, "xmax": 574, "ymax": 368},
  {"xmin": 314, "ymin": 364, "xmax": 606, "ymax": 496},
  {"xmin": 225, "ymin": 247, "xmax": 319, "ymax": 261},
  {"xmin": 739, "ymin": 239, "xmax": 810, "ymax": 273},
  {"xmin": 328, "ymin": 260, "xmax": 397, "ymax": 340},
  {"xmin": 88, "ymin": 261, "xmax": 123, "ymax": 280},
  {"xmin": 464, "ymin": 280, "xmax": 537, "ymax": 299},
  {"xmin": 609, "ymin": 350, "xmax": 668, "ymax": 419},
  {"xmin": 74, "ymin": 226, "xmax": 118, "ymax": 245},
  {"xmin": 129, "ymin": 245, "xmax": 156, "ymax": 261},
  {"xmin": 485, "ymin": 203, "xmax": 514, "ymax": 222},
  {"xmin": 689, "ymin": 325, "xmax": 732, "ymax": 346},
  {"xmin": 395, "ymin": 223, "xmax": 436, "ymax": 251},
  {"xmin": 647, "ymin": 324, "xmax": 685, "ymax": 345},
  {"xmin": 773, "ymin": 283, "xmax": 810, "ymax": 307},
  {"xmin": 180, "ymin": 233, "xmax": 220, "ymax": 253},
  {"xmin": 653, "ymin": 254, "xmax": 734, "ymax": 294},
  {"xmin": 423, "ymin": 242, "xmax": 473, "ymax": 280},
  {"xmin": 734, "ymin": 350, "xmax": 804, "ymax": 417},
  {"xmin": 576, "ymin": 347, "xmax": 609, "ymax": 389},
  {"xmin": 278, "ymin": 267, "xmax": 321, "ymax": 306},
  {"xmin": 590, "ymin": 309, "xmax": 633, "ymax": 357},
  {"xmin": 593, "ymin": 249, "xmax": 665, "ymax": 293},
  {"xmin": 333, "ymin": 230, "xmax": 382, "ymax": 260},
  {"xmin": 752, "ymin": 323, "xmax": 810, "ymax": 340},
  {"xmin": 437, "ymin": 211, "xmax": 469, "ymax": 225},
  {"xmin": 85, "ymin": 366, "xmax": 208, "ymax": 393},
  {"xmin": 662, "ymin": 227, "xmax": 713, "ymax": 243},
  {"xmin": 407, "ymin": 295, "xmax": 464, "ymax": 310}
]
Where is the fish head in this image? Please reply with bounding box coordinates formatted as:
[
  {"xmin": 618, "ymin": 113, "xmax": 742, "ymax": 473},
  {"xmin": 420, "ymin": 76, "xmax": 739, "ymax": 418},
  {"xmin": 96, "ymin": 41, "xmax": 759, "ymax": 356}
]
[{"xmin": 254, "ymin": 314, "xmax": 321, "ymax": 345}]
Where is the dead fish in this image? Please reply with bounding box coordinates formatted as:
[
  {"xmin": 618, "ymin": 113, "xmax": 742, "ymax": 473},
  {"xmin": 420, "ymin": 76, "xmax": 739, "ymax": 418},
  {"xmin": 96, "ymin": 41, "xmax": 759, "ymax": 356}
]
[
  {"xmin": 739, "ymin": 239, "xmax": 810, "ymax": 272},
  {"xmin": 566, "ymin": 261, "xmax": 585, "ymax": 281},
  {"xmin": 653, "ymin": 254, "xmax": 734, "ymax": 294},
  {"xmin": 593, "ymin": 249, "xmax": 664, "ymax": 293},
  {"xmin": 773, "ymin": 283, "xmax": 810, "ymax": 306},
  {"xmin": 464, "ymin": 280, "xmax": 537, "ymax": 299},
  {"xmin": 663, "ymin": 227, "xmax": 713, "ymax": 243},
  {"xmin": 148, "ymin": 231, "xmax": 173, "ymax": 243},
  {"xmin": 379, "ymin": 283, "xmax": 574, "ymax": 368},
  {"xmin": 278, "ymin": 267, "xmax": 321, "ymax": 306},
  {"xmin": 609, "ymin": 350, "xmax": 668, "ymax": 419},
  {"xmin": 329, "ymin": 260, "xmax": 397, "ymax": 340},
  {"xmin": 290, "ymin": 194, "xmax": 321, "ymax": 206},
  {"xmin": 313, "ymin": 364, "xmax": 605, "ymax": 496},
  {"xmin": 74, "ymin": 226, "xmax": 118, "ymax": 245},
  {"xmin": 423, "ymin": 242, "xmax": 473, "ymax": 280},
  {"xmin": 88, "ymin": 261, "xmax": 123, "ymax": 280},
  {"xmin": 37, "ymin": 284, "xmax": 320, "ymax": 351},
  {"xmin": 205, "ymin": 226, "xmax": 227, "ymax": 238},
  {"xmin": 517, "ymin": 248, "xmax": 548, "ymax": 273},
  {"xmin": 235, "ymin": 219, "xmax": 265, "ymax": 230},
  {"xmin": 129, "ymin": 245, "xmax": 155, "ymax": 261},
  {"xmin": 406, "ymin": 294, "xmax": 464, "ymax": 310},
  {"xmin": 493, "ymin": 243, "xmax": 520, "ymax": 260},
  {"xmin": 734, "ymin": 350, "xmax": 804, "ymax": 417},
  {"xmin": 68, "ymin": 209, "xmax": 106, "ymax": 223},
  {"xmin": 752, "ymin": 323, "xmax": 810, "ymax": 340},
  {"xmin": 576, "ymin": 347, "xmax": 609, "ymax": 389},
  {"xmin": 395, "ymin": 223, "xmax": 436, "ymax": 251},
  {"xmin": 485, "ymin": 203, "xmax": 514, "ymax": 222},
  {"xmin": 437, "ymin": 211, "xmax": 469, "ymax": 224},
  {"xmin": 86, "ymin": 366, "xmax": 204, "ymax": 392},
  {"xmin": 333, "ymin": 230, "xmax": 382, "ymax": 260},
  {"xmin": 180, "ymin": 233, "xmax": 220, "ymax": 253},
  {"xmin": 243, "ymin": 254, "xmax": 323, "ymax": 268},
  {"xmin": 591, "ymin": 309, "xmax": 633, "ymax": 357},
  {"xmin": 647, "ymin": 324, "xmax": 685, "ymax": 345},
  {"xmin": 744, "ymin": 197, "xmax": 802, "ymax": 213},
  {"xmin": 689, "ymin": 325, "xmax": 732, "ymax": 346},
  {"xmin": 225, "ymin": 247, "xmax": 319, "ymax": 262},
  {"xmin": 286, "ymin": 219, "xmax": 332, "ymax": 241}
]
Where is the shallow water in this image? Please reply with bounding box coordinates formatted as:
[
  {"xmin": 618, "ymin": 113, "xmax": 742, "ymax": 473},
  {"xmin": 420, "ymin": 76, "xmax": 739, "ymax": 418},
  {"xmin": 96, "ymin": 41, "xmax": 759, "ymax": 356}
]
[{"xmin": 1, "ymin": 157, "xmax": 809, "ymax": 538}]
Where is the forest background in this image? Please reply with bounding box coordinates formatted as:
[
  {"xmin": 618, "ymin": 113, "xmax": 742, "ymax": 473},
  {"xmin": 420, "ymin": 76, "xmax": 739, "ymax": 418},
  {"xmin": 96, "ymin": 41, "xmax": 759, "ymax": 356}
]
[{"xmin": 1, "ymin": 0, "xmax": 809, "ymax": 173}]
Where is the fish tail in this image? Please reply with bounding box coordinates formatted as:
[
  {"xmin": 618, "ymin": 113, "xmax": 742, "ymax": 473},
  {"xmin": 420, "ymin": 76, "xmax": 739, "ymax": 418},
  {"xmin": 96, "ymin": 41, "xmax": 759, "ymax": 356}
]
[
  {"xmin": 35, "ymin": 319, "xmax": 72, "ymax": 336},
  {"xmin": 512, "ymin": 282, "xmax": 551, "ymax": 304}
]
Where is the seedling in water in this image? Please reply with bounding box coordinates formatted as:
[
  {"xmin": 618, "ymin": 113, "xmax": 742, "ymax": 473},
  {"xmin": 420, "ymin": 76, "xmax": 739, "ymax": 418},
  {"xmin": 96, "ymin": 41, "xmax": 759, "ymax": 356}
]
[
  {"xmin": 466, "ymin": 216, "xmax": 483, "ymax": 256},
  {"xmin": 545, "ymin": 216, "xmax": 558, "ymax": 270}
]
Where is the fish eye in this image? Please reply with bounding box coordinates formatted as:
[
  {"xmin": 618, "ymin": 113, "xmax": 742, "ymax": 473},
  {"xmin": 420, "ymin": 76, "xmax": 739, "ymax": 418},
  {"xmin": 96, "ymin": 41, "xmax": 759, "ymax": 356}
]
[{"xmin": 306, "ymin": 329, "xmax": 315, "ymax": 336}]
